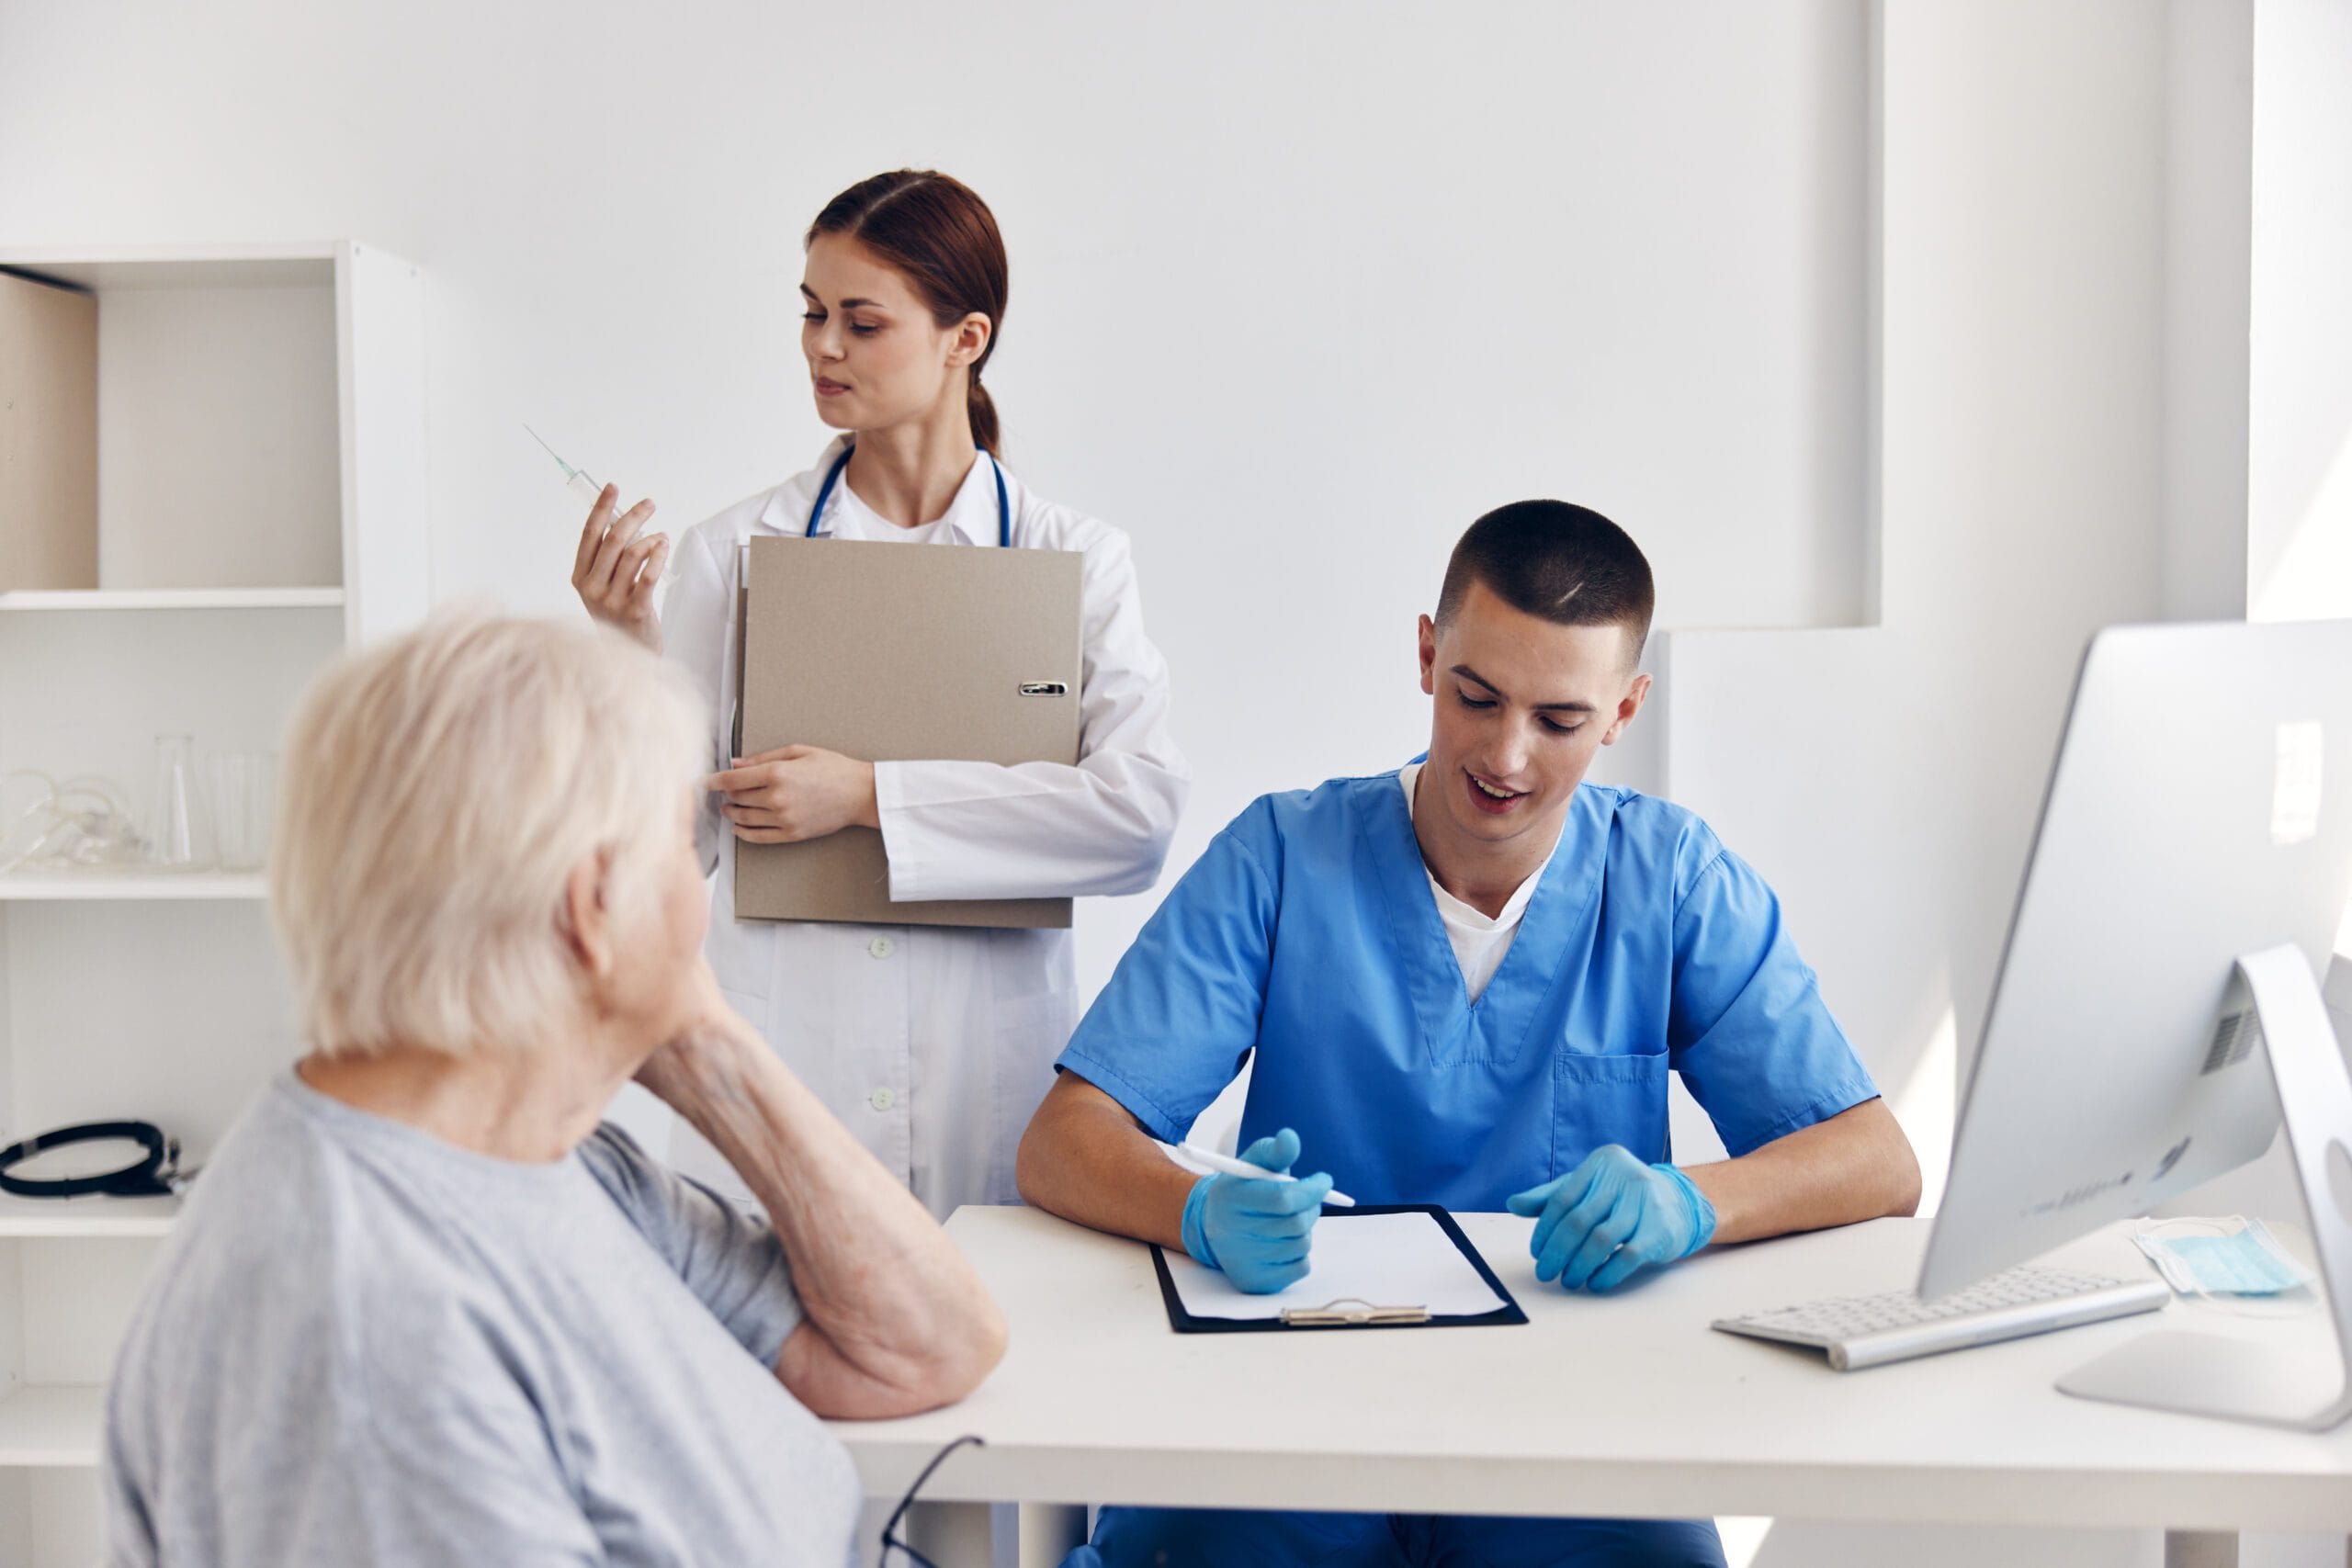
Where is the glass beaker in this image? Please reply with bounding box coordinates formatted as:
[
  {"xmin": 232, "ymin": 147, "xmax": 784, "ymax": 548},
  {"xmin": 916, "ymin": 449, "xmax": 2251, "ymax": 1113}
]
[
  {"xmin": 209, "ymin": 752, "xmax": 276, "ymax": 873},
  {"xmin": 144, "ymin": 734, "xmax": 215, "ymax": 871}
]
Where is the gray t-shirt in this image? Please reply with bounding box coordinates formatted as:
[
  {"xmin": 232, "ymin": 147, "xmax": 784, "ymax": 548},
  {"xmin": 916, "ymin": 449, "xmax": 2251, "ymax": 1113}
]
[{"xmin": 101, "ymin": 1072, "xmax": 860, "ymax": 1566}]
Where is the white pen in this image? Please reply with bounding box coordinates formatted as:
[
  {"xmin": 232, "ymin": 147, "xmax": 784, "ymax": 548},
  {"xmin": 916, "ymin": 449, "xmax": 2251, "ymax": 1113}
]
[{"xmin": 1174, "ymin": 1144, "xmax": 1356, "ymax": 1207}]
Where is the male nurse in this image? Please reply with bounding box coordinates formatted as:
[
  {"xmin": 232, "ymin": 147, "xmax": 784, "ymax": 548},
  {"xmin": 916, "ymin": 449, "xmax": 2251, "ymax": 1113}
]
[{"xmin": 1017, "ymin": 501, "xmax": 1922, "ymax": 1568}]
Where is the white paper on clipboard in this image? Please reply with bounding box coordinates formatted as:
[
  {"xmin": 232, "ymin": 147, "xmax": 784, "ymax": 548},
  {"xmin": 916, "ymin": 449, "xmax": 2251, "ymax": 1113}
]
[{"xmin": 1161, "ymin": 1210, "xmax": 1508, "ymax": 1321}]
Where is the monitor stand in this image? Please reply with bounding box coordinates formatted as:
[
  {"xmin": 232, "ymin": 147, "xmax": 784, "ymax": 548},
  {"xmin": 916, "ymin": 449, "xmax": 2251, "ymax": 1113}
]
[{"xmin": 2055, "ymin": 942, "xmax": 2352, "ymax": 1430}]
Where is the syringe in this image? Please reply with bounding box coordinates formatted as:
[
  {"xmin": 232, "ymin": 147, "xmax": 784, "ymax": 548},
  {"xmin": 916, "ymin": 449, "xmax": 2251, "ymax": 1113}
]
[{"xmin": 526, "ymin": 424, "xmax": 673, "ymax": 581}]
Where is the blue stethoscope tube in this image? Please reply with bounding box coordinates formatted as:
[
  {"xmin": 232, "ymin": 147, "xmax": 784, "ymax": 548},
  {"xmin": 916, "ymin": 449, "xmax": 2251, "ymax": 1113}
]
[{"xmin": 807, "ymin": 446, "xmax": 1012, "ymax": 547}]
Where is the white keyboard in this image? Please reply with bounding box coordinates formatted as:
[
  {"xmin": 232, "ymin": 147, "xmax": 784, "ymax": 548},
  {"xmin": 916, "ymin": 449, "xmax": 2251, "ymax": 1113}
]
[{"xmin": 1712, "ymin": 1264, "xmax": 2171, "ymax": 1371}]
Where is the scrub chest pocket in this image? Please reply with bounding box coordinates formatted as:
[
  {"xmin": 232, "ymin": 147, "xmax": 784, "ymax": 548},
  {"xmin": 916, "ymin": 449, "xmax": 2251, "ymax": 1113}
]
[{"xmin": 1553, "ymin": 1049, "xmax": 1672, "ymax": 1171}]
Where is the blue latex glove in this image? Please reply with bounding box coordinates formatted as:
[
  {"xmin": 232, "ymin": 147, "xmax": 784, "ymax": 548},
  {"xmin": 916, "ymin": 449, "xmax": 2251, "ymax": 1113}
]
[
  {"xmin": 1505, "ymin": 1145, "xmax": 1716, "ymax": 1293},
  {"xmin": 1178, "ymin": 1128, "xmax": 1334, "ymax": 1294}
]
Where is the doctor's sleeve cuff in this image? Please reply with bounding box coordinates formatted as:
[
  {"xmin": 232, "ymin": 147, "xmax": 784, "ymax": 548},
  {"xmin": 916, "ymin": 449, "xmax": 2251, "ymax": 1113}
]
[
  {"xmin": 871, "ymin": 760, "xmax": 925, "ymax": 894},
  {"xmin": 1713, "ymin": 1075, "xmax": 1883, "ymax": 1160},
  {"xmin": 1051, "ymin": 1048, "xmax": 1197, "ymax": 1148}
]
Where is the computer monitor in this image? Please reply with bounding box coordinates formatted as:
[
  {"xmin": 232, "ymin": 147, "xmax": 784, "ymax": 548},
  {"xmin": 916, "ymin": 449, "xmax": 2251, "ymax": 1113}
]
[{"xmin": 1921, "ymin": 619, "xmax": 2352, "ymax": 1429}]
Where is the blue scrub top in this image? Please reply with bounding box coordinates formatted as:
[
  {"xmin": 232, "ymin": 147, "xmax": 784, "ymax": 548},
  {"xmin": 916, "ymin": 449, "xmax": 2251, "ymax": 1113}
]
[{"xmin": 1057, "ymin": 771, "xmax": 1878, "ymax": 1211}]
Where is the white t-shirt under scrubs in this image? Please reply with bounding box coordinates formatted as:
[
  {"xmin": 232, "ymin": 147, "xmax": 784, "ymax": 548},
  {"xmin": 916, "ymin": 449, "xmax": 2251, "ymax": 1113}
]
[{"xmin": 1399, "ymin": 761, "xmax": 1559, "ymax": 1004}]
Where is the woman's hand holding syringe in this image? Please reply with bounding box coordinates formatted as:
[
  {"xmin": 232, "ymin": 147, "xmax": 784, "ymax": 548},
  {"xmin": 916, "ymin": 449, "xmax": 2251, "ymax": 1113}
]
[
  {"xmin": 572, "ymin": 482, "xmax": 668, "ymax": 654},
  {"xmin": 533, "ymin": 423, "xmax": 669, "ymax": 651}
]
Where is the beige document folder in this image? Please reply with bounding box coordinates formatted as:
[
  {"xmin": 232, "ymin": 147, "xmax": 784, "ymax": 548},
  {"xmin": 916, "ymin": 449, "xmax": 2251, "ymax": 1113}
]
[
  {"xmin": 0, "ymin": 270, "xmax": 98, "ymax": 591},
  {"xmin": 734, "ymin": 535, "xmax": 1084, "ymax": 928}
]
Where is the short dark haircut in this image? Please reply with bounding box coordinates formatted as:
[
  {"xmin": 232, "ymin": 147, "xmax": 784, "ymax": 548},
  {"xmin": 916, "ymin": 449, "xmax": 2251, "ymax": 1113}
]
[{"xmin": 1435, "ymin": 501, "xmax": 1655, "ymax": 662}]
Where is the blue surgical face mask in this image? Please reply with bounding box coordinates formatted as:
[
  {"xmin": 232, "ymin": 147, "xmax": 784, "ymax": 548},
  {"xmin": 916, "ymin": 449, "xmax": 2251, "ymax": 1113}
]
[{"xmin": 2132, "ymin": 1217, "xmax": 2314, "ymax": 1297}]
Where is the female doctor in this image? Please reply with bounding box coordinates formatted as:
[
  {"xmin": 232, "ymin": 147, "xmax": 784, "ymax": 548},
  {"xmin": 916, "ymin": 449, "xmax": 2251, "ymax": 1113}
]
[{"xmin": 573, "ymin": 169, "xmax": 1188, "ymax": 1217}]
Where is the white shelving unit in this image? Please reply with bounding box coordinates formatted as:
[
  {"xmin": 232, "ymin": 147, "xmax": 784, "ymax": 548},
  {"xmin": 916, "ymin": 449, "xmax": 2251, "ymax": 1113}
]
[
  {"xmin": 0, "ymin": 1196, "xmax": 177, "ymax": 1240},
  {"xmin": 0, "ymin": 589, "xmax": 345, "ymax": 612},
  {"xmin": 0, "ymin": 1387, "xmax": 101, "ymax": 1468},
  {"xmin": 0, "ymin": 875, "xmax": 266, "ymax": 902},
  {"xmin": 0, "ymin": 241, "xmax": 428, "ymax": 1568}
]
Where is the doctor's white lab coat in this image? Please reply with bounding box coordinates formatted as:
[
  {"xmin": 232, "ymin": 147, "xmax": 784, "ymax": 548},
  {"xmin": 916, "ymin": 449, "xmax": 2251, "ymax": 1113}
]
[{"xmin": 660, "ymin": 438, "xmax": 1189, "ymax": 1217}]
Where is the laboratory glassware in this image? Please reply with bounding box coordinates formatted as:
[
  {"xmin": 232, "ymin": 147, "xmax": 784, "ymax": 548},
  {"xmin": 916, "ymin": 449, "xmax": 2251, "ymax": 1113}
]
[
  {"xmin": 209, "ymin": 752, "xmax": 276, "ymax": 873},
  {"xmin": 144, "ymin": 734, "xmax": 214, "ymax": 871}
]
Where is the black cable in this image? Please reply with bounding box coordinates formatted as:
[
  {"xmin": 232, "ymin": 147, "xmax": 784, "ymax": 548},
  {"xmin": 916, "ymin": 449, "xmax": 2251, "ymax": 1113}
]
[{"xmin": 878, "ymin": 1433, "xmax": 986, "ymax": 1568}]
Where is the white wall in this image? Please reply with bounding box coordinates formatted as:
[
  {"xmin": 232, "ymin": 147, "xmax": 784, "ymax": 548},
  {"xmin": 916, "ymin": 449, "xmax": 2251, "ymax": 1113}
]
[
  {"xmin": 1658, "ymin": 0, "xmax": 2173, "ymax": 1190},
  {"xmin": 0, "ymin": 0, "xmax": 1870, "ymax": 1003},
  {"xmin": 2248, "ymin": 0, "xmax": 2352, "ymax": 625},
  {"xmin": 2163, "ymin": 0, "xmax": 2255, "ymax": 624}
]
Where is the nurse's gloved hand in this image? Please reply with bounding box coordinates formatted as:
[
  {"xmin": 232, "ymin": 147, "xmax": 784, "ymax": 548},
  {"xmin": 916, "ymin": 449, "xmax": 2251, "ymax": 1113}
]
[
  {"xmin": 1179, "ymin": 1129, "xmax": 1334, "ymax": 1294},
  {"xmin": 1507, "ymin": 1145, "xmax": 1716, "ymax": 1293}
]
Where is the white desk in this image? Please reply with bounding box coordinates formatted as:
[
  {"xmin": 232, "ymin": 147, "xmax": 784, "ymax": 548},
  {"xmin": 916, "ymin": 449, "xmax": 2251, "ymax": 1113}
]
[{"xmin": 831, "ymin": 1208, "xmax": 2352, "ymax": 1567}]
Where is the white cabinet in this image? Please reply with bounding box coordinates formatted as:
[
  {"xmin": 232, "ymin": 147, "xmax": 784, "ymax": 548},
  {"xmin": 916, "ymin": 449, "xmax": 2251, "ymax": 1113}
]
[{"xmin": 0, "ymin": 242, "xmax": 427, "ymax": 1566}]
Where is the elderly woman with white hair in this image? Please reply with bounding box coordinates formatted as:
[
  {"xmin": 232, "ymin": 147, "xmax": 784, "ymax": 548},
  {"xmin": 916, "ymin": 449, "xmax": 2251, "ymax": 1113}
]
[{"xmin": 98, "ymin": 612, "xmax": 1005, "ymax": 1566}]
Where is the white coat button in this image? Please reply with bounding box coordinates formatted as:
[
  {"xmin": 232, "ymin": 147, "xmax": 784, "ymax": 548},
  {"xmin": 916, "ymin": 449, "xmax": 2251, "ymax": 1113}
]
[
  {"xmin": 868, "ymin": 936, "xmax": 895, "ymax": 959},
  {"xmin": 869, "ymin": 1087, "xmax": 896, "ymax": 1111}
]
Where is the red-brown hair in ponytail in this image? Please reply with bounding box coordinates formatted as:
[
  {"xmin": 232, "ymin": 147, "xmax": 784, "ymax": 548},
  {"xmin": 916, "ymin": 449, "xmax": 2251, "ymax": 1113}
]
[{"xmin": 808, "ymin": 170, "xmax": 1009, "ymax": 457}]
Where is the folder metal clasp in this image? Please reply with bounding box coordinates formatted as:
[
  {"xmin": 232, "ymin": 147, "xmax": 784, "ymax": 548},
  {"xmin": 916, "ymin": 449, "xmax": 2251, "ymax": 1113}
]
[
  {"xmin": 1277, "ymin": 1296, "xmax": 1431, "ymax": 1327},
  {"xmin": 1018, "ymin": 681, "xmax": 1069, "ymax": 696}
]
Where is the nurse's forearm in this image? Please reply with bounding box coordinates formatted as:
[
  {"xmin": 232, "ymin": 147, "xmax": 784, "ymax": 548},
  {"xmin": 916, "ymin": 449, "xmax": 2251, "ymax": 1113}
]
[
  {"xmin": 1015, "ymin": 1071, "xmax": 1198, "ymax": 1249},
  {"xmin": 650, "ymin": 1023, "xmax": 1007, "ymax": 1414},
  {"xmin": 1681, "ymin": 1097, "xmax": 1921, "ymax": 1246}
]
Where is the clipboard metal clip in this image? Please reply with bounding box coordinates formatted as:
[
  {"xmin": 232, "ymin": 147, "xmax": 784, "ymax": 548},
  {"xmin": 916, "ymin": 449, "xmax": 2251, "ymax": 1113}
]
[{"xmin": 1278, "ymin": 1296, "xmax": 1431, "ymax": 1327}]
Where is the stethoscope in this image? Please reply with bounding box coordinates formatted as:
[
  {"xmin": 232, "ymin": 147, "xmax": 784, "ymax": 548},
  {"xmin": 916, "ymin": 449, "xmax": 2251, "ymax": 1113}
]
[
  {"xmin": 0, "ymin": 1120, "xmax": 188, "ymax": 1198},
  {"xmin": 807, "ymin": 444, "xmax": 1012, "ymax": 547}
]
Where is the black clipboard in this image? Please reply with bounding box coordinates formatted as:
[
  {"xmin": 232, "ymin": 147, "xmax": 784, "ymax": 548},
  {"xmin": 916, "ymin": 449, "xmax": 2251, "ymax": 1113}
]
[{"xmin": 1149, "ymin": 1203, "xmax": 1528, "ymax": 1333}]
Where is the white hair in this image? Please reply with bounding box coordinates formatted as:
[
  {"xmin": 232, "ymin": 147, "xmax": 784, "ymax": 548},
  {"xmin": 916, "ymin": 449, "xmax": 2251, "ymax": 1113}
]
[{"xmin": 269, "ymin": 608, "xmax": 707, "ymax": 1057}]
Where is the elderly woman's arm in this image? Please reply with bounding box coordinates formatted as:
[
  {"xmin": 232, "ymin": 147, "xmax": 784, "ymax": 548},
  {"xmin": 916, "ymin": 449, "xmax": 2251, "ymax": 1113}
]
[{"xmin": 639, "ymin": 985, "xmax": 1008, "ymax": 1419}]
